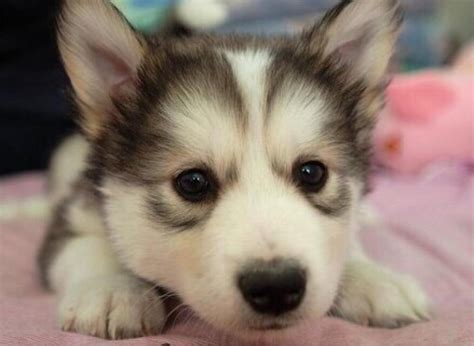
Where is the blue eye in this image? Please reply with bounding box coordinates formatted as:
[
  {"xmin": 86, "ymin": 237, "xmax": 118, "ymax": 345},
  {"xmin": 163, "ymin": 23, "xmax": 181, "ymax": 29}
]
[
  {"xmin": 296, "ymin": 161, "xmax": 328, "ymax": 192},
  {"xmin": 175, "ymin": 169, "xmax": 211, "ymax": 202}
]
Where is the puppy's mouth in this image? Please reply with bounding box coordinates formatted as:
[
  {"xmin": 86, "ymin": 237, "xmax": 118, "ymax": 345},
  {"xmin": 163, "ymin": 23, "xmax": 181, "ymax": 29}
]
[
  {"xmin": 248, "ymin": 323, "xmax": 289, "ymax": 331},
  {"xmin": 243, "ymin": 316, "xmax": 301, "ymax": 332}
]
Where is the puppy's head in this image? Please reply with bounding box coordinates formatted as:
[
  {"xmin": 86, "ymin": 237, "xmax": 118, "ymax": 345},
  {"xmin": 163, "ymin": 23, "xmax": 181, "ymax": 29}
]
[{"xmin": 58, "ymin": 0, "xmax": 402, "ymax": 336}]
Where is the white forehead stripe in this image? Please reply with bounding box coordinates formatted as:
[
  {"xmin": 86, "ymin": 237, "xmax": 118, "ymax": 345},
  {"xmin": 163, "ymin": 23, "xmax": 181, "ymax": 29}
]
[
  {"xmin": 224, "ymin": 48, "xmax": 330, "ymax": 164},
  {"xmin": 224, "ymin": 49, "xmax": 273, "ymax": 137}
]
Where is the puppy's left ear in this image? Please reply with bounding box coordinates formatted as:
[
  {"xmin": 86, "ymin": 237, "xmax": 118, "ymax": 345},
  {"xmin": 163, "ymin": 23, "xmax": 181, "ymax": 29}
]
[
  {"xmin": 58, "ymin": 0, "xmax": 147, "ymax": 138},
  {"xmin": 306, "ymin": 0, "xmax": 403, "ymax": 88}
]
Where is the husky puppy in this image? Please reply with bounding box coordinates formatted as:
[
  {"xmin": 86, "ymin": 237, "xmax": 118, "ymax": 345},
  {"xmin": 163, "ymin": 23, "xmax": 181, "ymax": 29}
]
[{"xmin": 38, "ymin": 0, "xmax": 430, "ymax": 340}]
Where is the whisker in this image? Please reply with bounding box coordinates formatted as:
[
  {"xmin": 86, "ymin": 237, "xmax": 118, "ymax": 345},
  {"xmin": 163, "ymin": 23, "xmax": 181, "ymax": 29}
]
[
  {"xmin": 142, "ymin": 290, "xmax": 178, "ymax": 317},
  {"xmin": 165, "ymin": 302, "xmax": 187, "ymax": 322}
]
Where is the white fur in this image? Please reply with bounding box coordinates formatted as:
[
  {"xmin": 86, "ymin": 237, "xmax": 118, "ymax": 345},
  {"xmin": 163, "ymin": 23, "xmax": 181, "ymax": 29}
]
[
  {"xmin": 47, "ymin": 133, "xmax": 166, "ymax": 338},
  {"xmin": 265, "ymin": 77, "xmax": 338, "ymax": 170},
  {"xmin": 59, "ymin": 273, "xmax": 164, "ymax": 339},
  {"xmin": 49, "ymin": 134, "xmax": 89, "ymax": 205},
  {"xmin": 67, "ymin": 195, "xmax": 105, "ymax": 235},
  {"xmin": 224, "ymin": 49, "xmax": 272, "ymax": 134},
  {"xmin": 50, "ymin": 236, "xmax": 121, "ymax": 293},
  {"xmin": 100, "ymin": 181, "xmax": 179, "ymax": 286},
  {"xmin": 158, "ymin": 79, "xmax": 244, "ymax": 179},
  {"xmin": 335, "ymin": 255, "xmax": 431, "ymax": 327},
  {"xmin": 50, "ymin": 234, "xmax": 165, "ymax": 338}
]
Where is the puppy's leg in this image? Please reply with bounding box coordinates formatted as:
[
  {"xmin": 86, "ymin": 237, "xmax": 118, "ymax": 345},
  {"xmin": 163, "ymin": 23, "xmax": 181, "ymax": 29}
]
[
  {"xmin": 39, "ymin": 210, "xmax": 165, "ymax": 339},
  {"xmin": 331, "ymin": 241, "xmax": 431, "ymax": 328},
  {"xmin": 50, "ymin": 234, "xmax": 165, "ymax": 339}
]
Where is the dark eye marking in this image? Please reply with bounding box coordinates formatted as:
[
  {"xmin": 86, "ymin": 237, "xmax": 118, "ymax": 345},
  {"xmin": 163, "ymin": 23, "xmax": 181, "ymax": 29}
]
[
  {"xmin": 293, "ymin": 160, "xmax": 349, "ymax": 215},
  {"xmin": 147, "ymin": 194, "xmax": 212, "ymax": 231},
  {"xmin": 305, "ymin": 179, "xmax": 351, "ymax": 216},
  {"xmin": 146, "ymin": 167, "xmax": 221, "ymax": 232},
  {"xmin": 272, "ymin": 158, "xmax": 350, "ymax": 216}
]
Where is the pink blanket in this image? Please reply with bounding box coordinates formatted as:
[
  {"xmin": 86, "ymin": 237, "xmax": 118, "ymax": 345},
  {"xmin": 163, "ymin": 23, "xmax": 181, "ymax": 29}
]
[{"xmin": 1, "ymin": 164, "xmax": 473, "ymax": 345}]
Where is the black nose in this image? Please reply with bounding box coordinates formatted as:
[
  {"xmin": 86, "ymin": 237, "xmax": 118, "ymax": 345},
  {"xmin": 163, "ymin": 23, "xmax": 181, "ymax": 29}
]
[{"xmin": 238, "ymin": 258, "xmax": 306, "ymax": 315}]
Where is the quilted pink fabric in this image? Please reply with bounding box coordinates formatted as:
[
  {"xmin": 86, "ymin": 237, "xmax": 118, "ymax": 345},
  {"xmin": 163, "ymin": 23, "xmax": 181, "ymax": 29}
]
[{"xmin": 1, "ymin": 164, "xmax": 473, "ymax": 345}]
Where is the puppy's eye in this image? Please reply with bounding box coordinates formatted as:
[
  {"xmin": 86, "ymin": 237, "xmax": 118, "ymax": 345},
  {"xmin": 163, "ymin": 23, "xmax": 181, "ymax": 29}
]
[
  {"xmin": 175, "ymin": 169, "xmax": 211, "ymax": 202},
  {"xmin": 296, "ymin": 161, "xmax": 328, "ymax": 192}
]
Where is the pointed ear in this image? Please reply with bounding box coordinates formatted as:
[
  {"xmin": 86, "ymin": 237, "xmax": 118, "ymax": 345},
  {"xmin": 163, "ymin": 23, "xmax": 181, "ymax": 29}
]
[
  {"xmin": 58, "ymin": 0, "xmax": 146, "ymax": 138},
  {"xmin": 306, "ymin": 0, "xmax": 403, "ymax": 88}
]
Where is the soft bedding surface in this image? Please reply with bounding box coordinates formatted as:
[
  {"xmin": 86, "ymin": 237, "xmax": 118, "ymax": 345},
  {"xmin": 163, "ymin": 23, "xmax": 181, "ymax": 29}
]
[{"xmin": 0, "ymin": 163, "xmax": 473, "ymax": 345}]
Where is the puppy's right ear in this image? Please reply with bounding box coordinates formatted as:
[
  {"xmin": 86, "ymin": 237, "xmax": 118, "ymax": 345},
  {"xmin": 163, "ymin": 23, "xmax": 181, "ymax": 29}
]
[{"xmin": 58, "ymin": 0, "xmax": 146, "ymax": 138}]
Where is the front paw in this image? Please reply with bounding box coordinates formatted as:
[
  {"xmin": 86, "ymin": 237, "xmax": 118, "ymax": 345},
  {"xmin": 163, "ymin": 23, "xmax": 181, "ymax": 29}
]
[
  {"xmin": 59, "ymin": 275, "xmax": 165, "ymax": 339},
  {"xmin": 330, "ymin": 260, "xmax": 432, "ymax": 328}
]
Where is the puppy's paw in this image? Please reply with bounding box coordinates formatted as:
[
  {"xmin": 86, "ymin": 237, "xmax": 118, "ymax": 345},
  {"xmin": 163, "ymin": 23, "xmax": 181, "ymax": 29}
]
[
  {"xmin": 330, "ymin": 260, "xmax": 432, "ymax": 328},
  {"xmin": 59, "ymin": 275, "xmax": 165, "ymax": 339}
]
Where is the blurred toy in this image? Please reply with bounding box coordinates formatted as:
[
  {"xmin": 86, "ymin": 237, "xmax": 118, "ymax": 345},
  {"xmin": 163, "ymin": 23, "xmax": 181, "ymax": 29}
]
[
  {"xmin": 373, "ymin": 44, "xmax": 474, "ymax": 173},
  {"xmin": 112, "ymin": 0, "xmax": 174, "ymax": 32},
  {"xmin": 112, "ymin": 0, "xmax": 228, "ymax": 33}
]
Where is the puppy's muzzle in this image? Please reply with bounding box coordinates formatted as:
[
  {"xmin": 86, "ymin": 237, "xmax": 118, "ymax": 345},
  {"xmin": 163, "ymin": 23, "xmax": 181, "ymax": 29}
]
[{"xmin": 238, "ymin": 258, "xmax": 306, "ymax": 316}]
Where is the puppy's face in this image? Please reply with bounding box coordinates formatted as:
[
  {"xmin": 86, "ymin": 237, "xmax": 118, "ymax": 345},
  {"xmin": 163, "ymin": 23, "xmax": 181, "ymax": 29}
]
[
  {"xmin": 59, "ymin": 0, "xmax": 401, "ymax": 336},
  {"xmin": 102, "ymin": 48, "xmax": 361, "ymax": 332}
]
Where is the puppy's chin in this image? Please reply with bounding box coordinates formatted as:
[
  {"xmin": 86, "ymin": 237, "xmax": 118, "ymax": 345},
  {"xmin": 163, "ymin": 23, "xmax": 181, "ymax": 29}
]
[
  {"xmin": 183, "ymin": 283, "xmax": 337, "ymax": 341},
  {"xmin": 202, "ymin": 310, "xmax": 320, "ymax": 343},
  {"xmin": 221, "ymin": 317, "xmax": 316, "ymax": 344}
]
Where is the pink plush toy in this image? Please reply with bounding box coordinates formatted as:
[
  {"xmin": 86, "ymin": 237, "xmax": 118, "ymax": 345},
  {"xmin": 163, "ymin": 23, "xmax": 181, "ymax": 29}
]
[{"xmin": 373, "ymin": 45, "xmax": 474, "ymax": 173}]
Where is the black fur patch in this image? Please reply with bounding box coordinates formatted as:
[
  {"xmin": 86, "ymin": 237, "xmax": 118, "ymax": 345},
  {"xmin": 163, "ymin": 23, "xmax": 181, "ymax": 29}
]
[
  {"xmin": 303, "ymin": 178, "xmax": 351, "ymax": 216},
  {"xmin": 91, "ymin": 42, "xmax": 247, "ymax": 185},
  {"xmin": 271, "ymin": 157, "xmax": 352, "ymax": 217},
  {"xmin": 37, "ymin": 200, "xmax": 76, "ymax": 288},
  {"xmin": 266, "ymin": 38, "xmax": 373, "ymax": 182},
  {"xmin": 147, "ymin": 191, "xmax": 214, "ymax": 231},
  {"xmin": 38, "ymin": 176, "xmax": 103, "ymax": 288}
]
